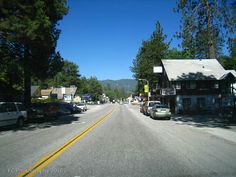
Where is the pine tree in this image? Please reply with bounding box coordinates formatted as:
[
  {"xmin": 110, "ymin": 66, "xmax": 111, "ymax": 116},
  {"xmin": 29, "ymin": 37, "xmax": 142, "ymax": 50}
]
[
  {"xmin": 0, "ymin": 0, "xmax": 68, "ymax": 106},
  {"xmin": 176, "ymin": 0, "xmax": 234, "ymax": 59},
  {"xmin": 130, "ymin": 21, "xmax": 169, "ymax": 92}
]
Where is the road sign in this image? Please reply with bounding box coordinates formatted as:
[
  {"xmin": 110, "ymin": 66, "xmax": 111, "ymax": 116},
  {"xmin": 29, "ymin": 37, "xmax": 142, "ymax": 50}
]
[{"xmin": 153, "ymin": 66, "xmax": 163, "ymax": 73}]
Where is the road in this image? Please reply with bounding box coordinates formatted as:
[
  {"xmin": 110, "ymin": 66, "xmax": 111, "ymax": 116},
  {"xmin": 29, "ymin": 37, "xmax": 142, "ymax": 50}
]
[{"xmin": 0, "ymin": 104, "xmax": 236, "ymax": 177}]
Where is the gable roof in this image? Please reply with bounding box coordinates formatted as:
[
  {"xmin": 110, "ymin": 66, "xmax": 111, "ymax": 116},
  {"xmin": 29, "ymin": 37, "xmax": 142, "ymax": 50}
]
[
  {"xmin": 64, "ymin": 87, "xmax": 77, "ymax": 95},
  {"xmin": 52, "ymin": 86, "xmax": 77, "ymax": 96},
  {"xmin": 41, "ymin": 89, "xmax": 53, "ymax": 96},
  {"xmin": 161, "ymin": 59, "xmax": 234, "ymax": 81},
  {"xmin": 227, "ymin": 70, "xmax": 236, "ymax": 78}
]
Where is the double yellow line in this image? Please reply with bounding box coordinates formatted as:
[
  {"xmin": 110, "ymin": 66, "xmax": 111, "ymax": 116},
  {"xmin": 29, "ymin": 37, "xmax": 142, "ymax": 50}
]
[{"xmin": 17, "ymin": 107, "xmax": 116, "ymax": 177}]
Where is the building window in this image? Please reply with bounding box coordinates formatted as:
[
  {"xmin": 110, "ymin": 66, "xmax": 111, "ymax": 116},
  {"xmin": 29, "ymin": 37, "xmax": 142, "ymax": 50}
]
[
  {"xmin": 199, "ymin": 82, "xmax": 208, "ymax": 90},
  {"xmin": 186, "ymin": 81, "xmax": 196, "ymax": 89},
  {"xmin": 175, "ymin": 82, "xmax": 181, "ymax": 90},
  {"xmin": 213, "ymin": 82, "xmax": 219, "ymax": 89}
]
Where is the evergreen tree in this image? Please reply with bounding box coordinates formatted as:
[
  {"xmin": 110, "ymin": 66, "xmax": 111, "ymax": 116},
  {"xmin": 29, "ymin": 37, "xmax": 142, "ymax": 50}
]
[
  {"xmin": 77, "ymin": 77, "xmax": 90, "ymax": 94},
  {"xmin": 165, "ymin": 48, "xmax": 190, "ymax": 59},
  {"xmin": 130, "ymin": 21, "xmax": 169, "ymax": 92},
  {"xmin": 43, "ymin": 60, "xmax": 81, "ymax": 88},
  {"xmin": 175, "ymin": 0, "xmax": 235, "ymax": 59},
  {"xmin": 0, "ymin": 0, "xmax": 68, "ymax": 106},
  {"xmin": 220, "ymin": 37, "xmax": 236, "ymax": 70},
  {"xmin": 87, "ymin": 77, "xmax": 103, "ymax": 101},
  {"xmin": 77, "ymin": 77, "xmax": 103, "ymax": 101}
]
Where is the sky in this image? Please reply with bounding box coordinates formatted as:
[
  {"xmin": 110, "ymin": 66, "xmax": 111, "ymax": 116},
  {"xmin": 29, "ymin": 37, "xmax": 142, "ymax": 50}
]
[{"xmin": 57, "ymin": 0, "xmax": 182, "ymax": 80}]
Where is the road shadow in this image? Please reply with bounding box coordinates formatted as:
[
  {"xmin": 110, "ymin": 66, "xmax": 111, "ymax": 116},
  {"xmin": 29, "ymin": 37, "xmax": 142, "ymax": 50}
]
[
  {"xmin": 0, "ymin": 114, "xmax": 81, "ymax": 133},
  {"xmin": 171, "ymin": 114, "xmax": 236, "ymax": 129}
]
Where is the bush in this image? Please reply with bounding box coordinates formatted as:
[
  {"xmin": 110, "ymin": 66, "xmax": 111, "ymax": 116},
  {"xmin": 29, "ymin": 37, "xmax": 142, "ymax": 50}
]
[{"xmin": 31, "ymin": 98, "xmax": 62, "ymax": 103}]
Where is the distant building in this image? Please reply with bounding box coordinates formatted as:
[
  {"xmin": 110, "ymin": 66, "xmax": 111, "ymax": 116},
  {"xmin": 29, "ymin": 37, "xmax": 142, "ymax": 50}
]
[
  {"xmin": 127, "ymin": 94, "xmax": 134, "ymax": 104},
  {"xmin": 73, "ymin": 96, "xmax": 82, "ymax": 103},
  {"xmin": 31, "ymin": 86, "xmax": 40, "ymax": 98},
  {"xmin": 81, "ymin": 94, "xmax": 93, "ymax": 102},
  {"xmin": 51, "ymin": 86, "xmax": 77, "ymax": 102},
  {"xmin": 40, "ymin": 88, "xmax": 53, "ymax": 99},
  {"xmin": 158, "ymin": 59, "xmax": 236, "ymax": 114}
]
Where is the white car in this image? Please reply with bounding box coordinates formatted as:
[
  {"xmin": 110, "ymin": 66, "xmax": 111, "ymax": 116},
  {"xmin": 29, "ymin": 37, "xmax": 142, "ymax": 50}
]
[
  {"xmin": 0, "ymin": 102, "xmax": 27, "ymax": 127},
  {"xmin": 75, "ymin": 103, "xmax": 87, "ymax": 112}
]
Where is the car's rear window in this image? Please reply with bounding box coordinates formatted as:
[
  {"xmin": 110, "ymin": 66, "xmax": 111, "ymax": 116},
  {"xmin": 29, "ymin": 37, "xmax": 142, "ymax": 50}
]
[
  {"xmin": 149, "ymin": 102, "xmax": 160, "ymax": 107},
  {"xmin": 154, "ymin": 104, "xmax": 169, "ymax": 109}
]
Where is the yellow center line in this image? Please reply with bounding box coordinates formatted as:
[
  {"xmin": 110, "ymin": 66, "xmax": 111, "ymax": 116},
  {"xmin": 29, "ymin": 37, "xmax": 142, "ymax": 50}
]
[{"xmin": 17, "ymin": 106, "xmax": 116, "ymax": 177}]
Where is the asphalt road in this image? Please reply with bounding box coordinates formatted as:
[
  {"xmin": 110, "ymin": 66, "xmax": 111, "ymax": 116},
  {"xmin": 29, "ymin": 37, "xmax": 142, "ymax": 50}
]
[{"xmin": 0, "ymin": 104, "xmax": 236, "ymax": 177}]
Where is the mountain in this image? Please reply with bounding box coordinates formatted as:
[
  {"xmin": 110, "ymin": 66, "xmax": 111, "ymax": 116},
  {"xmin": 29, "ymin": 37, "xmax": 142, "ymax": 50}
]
[{"xmin": 100, "ymin": 79, "xmax": 137, "ymax": 93}]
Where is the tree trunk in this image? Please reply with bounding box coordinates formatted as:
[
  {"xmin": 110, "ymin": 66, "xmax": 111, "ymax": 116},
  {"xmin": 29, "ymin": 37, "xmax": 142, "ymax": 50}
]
[
  {"xmin": 203, "ymin": 0, "xmax": 216, "ymax": 59},
  {"xmin": 24, "ymin": 46, "xmax": 31, "ymax": 108}
]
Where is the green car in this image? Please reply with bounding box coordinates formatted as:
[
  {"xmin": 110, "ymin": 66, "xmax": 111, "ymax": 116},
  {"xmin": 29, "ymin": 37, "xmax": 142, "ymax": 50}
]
[{"xmin": 149, "ymin": 104, "xmax": 171, "ymax": 120}]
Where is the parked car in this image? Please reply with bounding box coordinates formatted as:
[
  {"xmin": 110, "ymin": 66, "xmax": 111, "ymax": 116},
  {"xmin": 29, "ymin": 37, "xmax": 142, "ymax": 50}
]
[
  {"xmin": 58, "ymin": 103, "xmax": 72, "ymax": 115},
  {"xmin": 149, "ymin": 104, "xmax": 171, "ymax": 120},
  {"xmin": 57, "ymin": 102, "xmax": 82, "ymax": 115},
  {"xmin": 0, "ymin": 102, "xmax": 27, "ymax": 127},
  {"xmin": 28, "ymin": 102, "xmax": 60, "ymax": 121},
  {"xmin": 143, "ymin": 101, "xmax": 161, "ymax": 115},
  {"xmin": 219, "ymin": 106, "xmax": 236, "ymax": 121},
  {"xmin": 140, "ymin": 102, "xmax": 145, "ymax": 113},
  {"xmin": 28, "ymin": 102, "xmax": 46, "ymax": 120},
  {"xmin": 71, "ymin": 103, "xmax": 82, "ymax": 113},
  {"xmin": 75, "ymin": 103, "xmax": 87, "ymax": 112}
]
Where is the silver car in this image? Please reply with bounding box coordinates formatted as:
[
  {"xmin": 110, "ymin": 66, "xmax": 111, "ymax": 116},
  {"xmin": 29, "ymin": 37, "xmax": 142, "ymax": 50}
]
[{"xmin": 149, "ymin": 104, "xmax": 171, "ymax": 120}]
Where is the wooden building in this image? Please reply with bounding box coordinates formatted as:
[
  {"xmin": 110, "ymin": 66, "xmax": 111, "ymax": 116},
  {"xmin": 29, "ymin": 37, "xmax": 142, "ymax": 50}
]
[{"xmin": 158, "ymin": 59, "xmax": 236, "ymax": 114}]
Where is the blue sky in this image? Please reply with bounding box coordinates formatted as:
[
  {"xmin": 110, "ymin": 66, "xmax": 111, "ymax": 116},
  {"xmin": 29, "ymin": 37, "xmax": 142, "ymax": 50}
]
[{"xmin": 57, "ymin": 0, "xmax": 181, "ymax": 80}]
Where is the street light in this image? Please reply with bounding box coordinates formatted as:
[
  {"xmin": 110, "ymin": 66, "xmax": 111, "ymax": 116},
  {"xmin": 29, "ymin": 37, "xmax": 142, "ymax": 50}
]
[{"xmin": 138, "ymin": 78, "xmax": 150, "ymax": 102}]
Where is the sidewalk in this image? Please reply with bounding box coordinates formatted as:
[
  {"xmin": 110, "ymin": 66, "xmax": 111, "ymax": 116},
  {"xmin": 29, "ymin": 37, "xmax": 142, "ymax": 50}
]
[{"xmin": 172, "ymin": 114, "xmax": 236, "ymax": 143}]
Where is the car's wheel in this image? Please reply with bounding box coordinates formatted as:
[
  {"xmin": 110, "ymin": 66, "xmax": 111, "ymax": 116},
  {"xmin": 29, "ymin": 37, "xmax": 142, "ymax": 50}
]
[{"xmin": 17, "ymin": 117, "xmax": 24, "ymax": 127}]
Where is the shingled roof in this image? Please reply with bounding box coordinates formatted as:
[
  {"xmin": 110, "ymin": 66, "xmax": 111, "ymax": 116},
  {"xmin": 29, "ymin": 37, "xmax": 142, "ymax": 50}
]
[{"xmin": 161, "ymin": 59, "xmax": 235, "ymax": 81}]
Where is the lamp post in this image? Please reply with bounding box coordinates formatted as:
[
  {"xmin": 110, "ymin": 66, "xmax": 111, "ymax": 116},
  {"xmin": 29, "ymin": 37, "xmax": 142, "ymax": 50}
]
[{"xmin": 138, "ymin": 78, "xmax": 150, "ymax": 102}]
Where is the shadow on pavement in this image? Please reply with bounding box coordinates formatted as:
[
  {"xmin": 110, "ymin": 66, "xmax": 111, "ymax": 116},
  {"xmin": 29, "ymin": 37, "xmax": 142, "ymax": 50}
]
[
  {"xmin": 0, "ymin": 114, "xmax": 81, "ymax": 133},
  {"xmin": 171, "ymin": 114, "xmax": 236, "ymax": 129}
]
